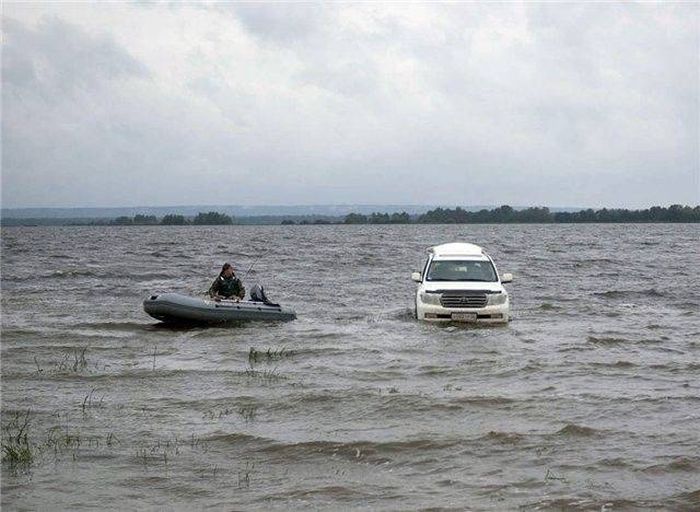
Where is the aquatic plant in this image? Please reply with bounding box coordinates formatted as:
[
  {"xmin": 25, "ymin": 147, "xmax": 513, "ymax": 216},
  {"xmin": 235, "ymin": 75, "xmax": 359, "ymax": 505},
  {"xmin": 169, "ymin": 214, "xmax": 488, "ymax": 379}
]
[
  {"xmin": 544, "ymin": 468, "xmax": 567, "ymax": 482},
  {"xmin": 34, "ymin": 347, "xmax": 107, "ymax": 375},
  {"xmin": 238, "ymin": 460, "xmax": 255, "ymax": 489},
  {"xmin": 42, "ymin": 426, "xmax": 119, "ymax": 463},
  {"xmin": 50, "ymin": 346, "xmax": 89, "ymax": 373},
  {"xmin": 244, "ymin": 366, "xmax": 282, "ymax": 383},
  {"xmin": 80, "ymin": 388, "xmax": 105, "ymax": 414},
  {"xmin": 203, "ymin": 407, "xmax": 233, "ymax": 420},
  {"xmin": 134, "ymin": 436, "xmax": 189, "ymax": 468},
  {"xmin": 2, "ymin": 443, "xmax": 33, "ymax": 468},
  {"xmin": 248, "ymin": 346, "xmax": 294, "ymax": 364},
  {"xmin": 237, "ymin": 404, "xmax": 257, "ymax": 423},
  {"xmin": 1, "ymin": 410, "xmax": 33, "ymax": 470}
]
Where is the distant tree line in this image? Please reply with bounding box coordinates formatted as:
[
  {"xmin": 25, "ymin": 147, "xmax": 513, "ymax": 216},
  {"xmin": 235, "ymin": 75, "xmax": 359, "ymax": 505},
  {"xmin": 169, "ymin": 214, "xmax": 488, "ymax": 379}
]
[
  {"xmin": 280, "ymin": 218, "xmax": 333, "ymax": 225},
  {"xmin": 108, "ymin": 211, "xmax": 234, "ymax": 225},
  {"xmin": 280, "ymin": 212, "xmax": 412, "ymax": 225},
  {"xmin": 337, "ymin": 205, "xmax": 699, "ymax": 224},
  {"xmin": 79, "ymin": 204, "xmax": 700, "ymax": 227},
  {"xmin": 344, "ymin": 212, "xmax": 412, "ymax": 224}
]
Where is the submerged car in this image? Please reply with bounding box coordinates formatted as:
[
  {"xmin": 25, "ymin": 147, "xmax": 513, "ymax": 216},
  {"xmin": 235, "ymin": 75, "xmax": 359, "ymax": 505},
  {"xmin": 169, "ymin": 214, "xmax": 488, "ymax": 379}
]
[{"xmin": 412, "ymin": 243, "xmax": 513, "ymax": 324}]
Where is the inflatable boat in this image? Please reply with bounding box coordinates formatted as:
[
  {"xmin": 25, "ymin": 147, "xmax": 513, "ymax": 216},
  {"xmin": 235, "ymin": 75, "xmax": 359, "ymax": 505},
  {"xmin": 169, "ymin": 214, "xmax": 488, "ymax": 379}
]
[{"xmin": 143, "ymin": 290, "xmax": 296, "ymax": 324}]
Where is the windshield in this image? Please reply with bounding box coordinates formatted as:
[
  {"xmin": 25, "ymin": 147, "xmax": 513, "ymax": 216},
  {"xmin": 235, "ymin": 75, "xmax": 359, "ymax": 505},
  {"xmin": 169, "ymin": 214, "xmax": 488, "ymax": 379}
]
[{"xmin": 426, "ymin": 259, "xmax": 497, "ymax": 282}]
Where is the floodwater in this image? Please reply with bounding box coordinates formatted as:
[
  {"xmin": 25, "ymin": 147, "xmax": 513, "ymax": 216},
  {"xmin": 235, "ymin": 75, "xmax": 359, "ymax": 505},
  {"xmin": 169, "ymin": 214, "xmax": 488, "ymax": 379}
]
[{"xmin": 1, "ymin": 224, "xmax": 699, "ymax": 511}]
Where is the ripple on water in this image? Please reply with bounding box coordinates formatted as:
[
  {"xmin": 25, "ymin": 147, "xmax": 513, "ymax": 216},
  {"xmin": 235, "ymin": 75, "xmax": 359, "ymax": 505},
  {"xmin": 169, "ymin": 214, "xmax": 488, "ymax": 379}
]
[{"xmin": 2, "ymin": 223, "xmax": 699, "ymax": 510}]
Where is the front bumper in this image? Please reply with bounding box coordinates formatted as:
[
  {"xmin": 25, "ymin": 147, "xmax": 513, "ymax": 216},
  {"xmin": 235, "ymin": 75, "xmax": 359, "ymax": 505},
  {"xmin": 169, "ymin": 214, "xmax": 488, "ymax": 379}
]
[{"xmin": 417, "ymin": 303, "xmax": 509, "ymax": 324}]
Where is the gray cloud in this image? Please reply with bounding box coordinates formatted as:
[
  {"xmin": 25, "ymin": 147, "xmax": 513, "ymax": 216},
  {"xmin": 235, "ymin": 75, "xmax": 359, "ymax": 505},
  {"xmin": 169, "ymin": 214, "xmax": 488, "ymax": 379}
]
[
  {"xmin": 231, "ymin": 3, "xmax": 324, "ymax": 44},
  {"xmin": 3, "ymin": 16, "xmax": 148, "ymax": 99},
  {"xmin": 2, "ymin": 3, "xmax": 698, "ymax": 208}
]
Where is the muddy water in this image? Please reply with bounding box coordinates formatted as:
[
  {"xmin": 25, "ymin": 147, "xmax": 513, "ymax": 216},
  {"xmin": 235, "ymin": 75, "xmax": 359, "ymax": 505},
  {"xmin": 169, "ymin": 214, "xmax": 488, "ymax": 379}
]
[{"xmin": 1, "ymin": 224, "xmax": 699, "ymax": 510}]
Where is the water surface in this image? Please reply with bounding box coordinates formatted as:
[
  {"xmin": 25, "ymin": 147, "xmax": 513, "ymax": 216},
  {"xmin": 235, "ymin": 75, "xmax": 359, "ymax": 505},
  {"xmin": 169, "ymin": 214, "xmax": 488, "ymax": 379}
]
[{"xmin": 2, "ymin": 224, "xmax": 699, "ymax": 510}]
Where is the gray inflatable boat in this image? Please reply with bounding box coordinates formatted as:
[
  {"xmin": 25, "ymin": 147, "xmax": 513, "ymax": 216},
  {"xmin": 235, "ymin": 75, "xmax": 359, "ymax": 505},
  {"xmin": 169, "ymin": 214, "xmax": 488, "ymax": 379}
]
[{"xmin": 143, "ymin": 292, "xmax": 296, "ymax": 324}]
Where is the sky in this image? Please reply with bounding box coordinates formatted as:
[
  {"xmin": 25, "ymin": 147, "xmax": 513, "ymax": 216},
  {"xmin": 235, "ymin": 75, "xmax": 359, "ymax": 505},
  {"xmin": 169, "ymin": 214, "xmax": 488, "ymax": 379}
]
[{"xmin": 2, "ymin": 2, "xmax": 699, "ymax": 209}]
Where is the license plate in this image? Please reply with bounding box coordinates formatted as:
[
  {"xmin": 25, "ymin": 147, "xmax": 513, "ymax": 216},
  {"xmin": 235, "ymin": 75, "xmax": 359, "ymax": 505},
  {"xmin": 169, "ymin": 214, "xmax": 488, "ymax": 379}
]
[{"xmin": 452, "ymin": 312, "xmax": 477, "ymax": 322}]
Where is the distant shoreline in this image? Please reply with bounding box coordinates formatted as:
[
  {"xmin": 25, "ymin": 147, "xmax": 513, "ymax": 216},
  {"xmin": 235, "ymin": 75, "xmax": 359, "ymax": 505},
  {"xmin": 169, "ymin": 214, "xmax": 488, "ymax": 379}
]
[{"xmin": 1, "ymin": 205, "xmax": 698, "ymax": 226}]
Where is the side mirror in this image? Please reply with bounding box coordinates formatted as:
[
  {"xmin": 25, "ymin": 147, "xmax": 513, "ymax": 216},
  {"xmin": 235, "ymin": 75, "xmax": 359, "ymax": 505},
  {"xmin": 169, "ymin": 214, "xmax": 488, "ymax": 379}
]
[
  {"xmin": 501, "ymin": 272, "xmax": 513, "ymax": 283},
  {"xmin": 411, "ymin": 272, "xmax": 422, "ymax": 282}
]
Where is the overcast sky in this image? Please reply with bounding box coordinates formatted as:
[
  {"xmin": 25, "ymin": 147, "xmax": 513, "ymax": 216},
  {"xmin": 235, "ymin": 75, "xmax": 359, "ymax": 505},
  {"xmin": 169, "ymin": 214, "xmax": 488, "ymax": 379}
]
[{"xmin": 2, "ymin": 2, "xmax": 698, "ymax": 209}]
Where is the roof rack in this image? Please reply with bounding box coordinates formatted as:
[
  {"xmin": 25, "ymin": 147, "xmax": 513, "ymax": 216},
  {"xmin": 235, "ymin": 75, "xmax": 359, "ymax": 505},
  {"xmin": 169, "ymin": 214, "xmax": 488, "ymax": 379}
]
[{"xmin": 429, "ymin": 242, "xmax": 484, "ymax": 257}]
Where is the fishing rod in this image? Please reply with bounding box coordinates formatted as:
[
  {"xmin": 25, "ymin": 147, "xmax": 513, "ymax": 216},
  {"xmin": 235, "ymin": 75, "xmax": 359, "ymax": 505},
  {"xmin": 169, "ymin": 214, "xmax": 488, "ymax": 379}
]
[{"xmin": 241, "ymin": 249, "xmax": 270, "ymax": 280}]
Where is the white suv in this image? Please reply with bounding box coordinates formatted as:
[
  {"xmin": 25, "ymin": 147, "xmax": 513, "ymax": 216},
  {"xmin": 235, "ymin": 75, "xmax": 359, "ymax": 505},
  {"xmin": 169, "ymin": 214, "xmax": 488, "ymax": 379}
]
[{"xmin": 413, "ymin": 243, "xmax": 513, "ymax": 324}]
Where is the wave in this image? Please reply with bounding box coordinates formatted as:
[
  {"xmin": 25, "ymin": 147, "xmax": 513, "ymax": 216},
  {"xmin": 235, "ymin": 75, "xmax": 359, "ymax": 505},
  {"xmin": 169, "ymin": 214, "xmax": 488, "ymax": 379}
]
[
  {"xmin": 203, "ymin": 432, "xmax": 266, "ymax": 446},
  {"xmin": 73, "ymin": 321, "xmax": 152, "ymax": 332},
  {"xmin": 272, "ymin": 390, "xmax": 379, "ymax": 407},
  {"xmin": 587, "ymin": 335, "xmax": 628, "ymax": 345},
  {"xmin": 594, "ymin": 288, "xmax": 666, "ymax": 299},
  {"xmin": 589, "ymin": 360, "xmax": 637, "ymax": 368},
  {"xmin": 480, "ymin": 431, "xmax": 524, "ymax": 444},
  {"xmin": 520, "ymin": 498, "xmax": 644, "ymax": 511},
  {"xmin": 674, "ymin": 301, "xmax": 700, "ymax": 310},
  {"xmin": 555, "ymin": 423, "xmax": 601, "ymax": 437},
  {"xmin": 669, "ymin": 488, "xmax": 700, "ymax": 511},
  {"xmin": 49, "ymin": 269, "xmax": 99, "ymax": 278},
  {"xmin": 641, "ymin": 456, "xmax": 700, "ymax": 474},
  {"xmin": 573, "ymin": 257, "xmax": 619, "ymax": 267},
  {"xmin": 4, "ymin": 269, "xmax": 98, "ymax": 281},
  {"xmin": 596, "ymin": 457, "xmax": 632, "ymax": 468},
  {"xmin": 269, "ymin": 485, "xmax": 371, "ymax": 501},
  {"xmin": 257, "ymin": 437, "xmax": 461, "ymax": 463},
  {"xmin": 386, "ymin": 308, "xmax": 416, "ymax": 322},
  {"xmin": 451, "ymin": 396, "xmax": 517, "ymax": 407}
]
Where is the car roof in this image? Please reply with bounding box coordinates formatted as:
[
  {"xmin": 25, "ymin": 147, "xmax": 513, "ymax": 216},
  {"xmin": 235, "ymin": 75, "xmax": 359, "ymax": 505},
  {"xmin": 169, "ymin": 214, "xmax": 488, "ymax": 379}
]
[{"xmin": 429, "ymin": 242, "xmax": 485, "ymax": 257}]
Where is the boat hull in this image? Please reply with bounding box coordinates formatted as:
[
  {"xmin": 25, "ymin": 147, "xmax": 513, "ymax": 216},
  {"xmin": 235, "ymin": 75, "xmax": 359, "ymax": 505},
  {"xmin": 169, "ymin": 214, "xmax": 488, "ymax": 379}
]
[{"xmin": 143, "ymin": 293, "xmax": 296, "ymax": 324}]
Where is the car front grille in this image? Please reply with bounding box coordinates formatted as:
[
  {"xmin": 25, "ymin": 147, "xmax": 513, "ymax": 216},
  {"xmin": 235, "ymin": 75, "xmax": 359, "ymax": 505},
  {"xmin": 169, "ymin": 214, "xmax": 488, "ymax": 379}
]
[{"xmin": 439, "ymin": 291, "xmax": 488, "ymax": 309}]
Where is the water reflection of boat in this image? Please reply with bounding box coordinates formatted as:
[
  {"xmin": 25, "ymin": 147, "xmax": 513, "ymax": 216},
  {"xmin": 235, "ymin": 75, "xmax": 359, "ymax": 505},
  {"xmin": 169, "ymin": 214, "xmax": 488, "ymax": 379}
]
[{"xmin": 143, "ymin": 292, "xmax": 296, "ymax": 324}]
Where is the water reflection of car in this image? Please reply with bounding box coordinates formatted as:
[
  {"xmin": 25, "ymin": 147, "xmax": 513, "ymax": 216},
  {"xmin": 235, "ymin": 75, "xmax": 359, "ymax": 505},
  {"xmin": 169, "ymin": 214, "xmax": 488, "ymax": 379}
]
[{"xmin": 412, "ymin": 243, "xmax": 513, "ymax": 324}]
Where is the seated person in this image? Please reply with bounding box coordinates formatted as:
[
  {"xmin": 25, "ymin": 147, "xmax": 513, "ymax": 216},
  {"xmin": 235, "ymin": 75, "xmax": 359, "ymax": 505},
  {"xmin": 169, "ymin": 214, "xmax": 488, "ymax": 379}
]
[{"xmin": 208, "ymin": 263, "xmax": 245, "ymax": 301}]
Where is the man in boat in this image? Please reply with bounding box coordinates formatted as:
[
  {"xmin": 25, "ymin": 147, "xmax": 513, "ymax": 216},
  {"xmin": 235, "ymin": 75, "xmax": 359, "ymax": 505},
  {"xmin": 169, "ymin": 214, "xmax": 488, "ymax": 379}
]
[{"xmin": 208, "ymin": 263, "xmax": 245, "ymax": 301}]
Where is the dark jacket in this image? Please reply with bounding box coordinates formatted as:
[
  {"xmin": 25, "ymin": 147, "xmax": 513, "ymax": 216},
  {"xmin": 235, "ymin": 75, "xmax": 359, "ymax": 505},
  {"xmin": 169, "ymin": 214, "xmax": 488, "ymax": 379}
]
[{"xmin": 208, "ymin": 274, "xmax": 245, "ymax": 299}]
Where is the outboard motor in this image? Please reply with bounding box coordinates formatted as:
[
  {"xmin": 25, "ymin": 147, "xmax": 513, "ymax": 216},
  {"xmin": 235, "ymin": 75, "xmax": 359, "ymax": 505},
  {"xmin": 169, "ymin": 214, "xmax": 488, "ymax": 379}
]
[{"xmin": 250, "ymin": 284, "xmax": 279, "ymax": 306}]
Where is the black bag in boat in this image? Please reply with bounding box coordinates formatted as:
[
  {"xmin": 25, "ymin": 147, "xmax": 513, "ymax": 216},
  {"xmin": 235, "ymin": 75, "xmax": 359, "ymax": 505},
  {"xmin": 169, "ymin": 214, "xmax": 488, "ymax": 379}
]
[{"xmin": 250, "ymin": 284, "xmax": 279, "ymax": 307}]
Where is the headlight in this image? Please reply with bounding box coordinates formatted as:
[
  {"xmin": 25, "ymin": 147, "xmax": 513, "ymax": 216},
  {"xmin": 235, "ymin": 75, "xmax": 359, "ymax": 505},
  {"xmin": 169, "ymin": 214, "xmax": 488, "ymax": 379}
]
[
  {"xmin": 488, "ymin": 292, "xmax": 508, "ymax": 305},
  {"xmin": 420, "ymin": 292, "xmax": 442, "ymax": 305}
]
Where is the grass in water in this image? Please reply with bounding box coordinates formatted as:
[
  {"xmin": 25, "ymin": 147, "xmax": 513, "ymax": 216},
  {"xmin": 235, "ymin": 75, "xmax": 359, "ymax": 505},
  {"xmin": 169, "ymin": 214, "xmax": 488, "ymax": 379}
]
[
  {"xmin": 81, "ymin": 388, "xmax": 105, "ymax": 415},
  {"xmin": 248, "ymin": 346, "xmax": 294, "ymax": 364},
  {"xmin": 34, "ymin": 346, "xmax": 99, "ymax": 374},
  {"xmin": 204, "ymin": 403, "xmax": 258, "ymax": 423},
  {"xmin": 238, "ymin": 460, "xmax": 255, "ymax": 488},
  {"xmin": 244, "ymin": 366, "xmax": 282, "ymax": 383},
  {"xmin": 238, "ymin": 404, "xmax": 257, "ymax": 423},
  {"xmin": 2, "ymin": 410, "xmax": 33, "ymax": 471}
]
